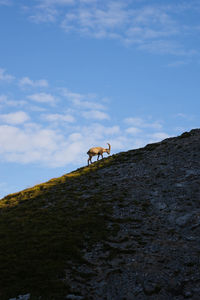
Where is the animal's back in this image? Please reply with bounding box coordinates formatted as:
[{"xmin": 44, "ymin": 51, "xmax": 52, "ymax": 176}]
[{"xmin": 87, "ymin": 147, "xmax": 102, "ymax": 154}]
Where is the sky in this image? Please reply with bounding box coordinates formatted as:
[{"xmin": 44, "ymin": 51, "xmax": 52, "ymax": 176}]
[{"xmin": 0, "ymin": 0, "xmax": 199, "ymax": 198}]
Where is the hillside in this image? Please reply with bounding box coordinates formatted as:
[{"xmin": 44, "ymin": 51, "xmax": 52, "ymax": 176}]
[{"xmin": 0, "ymin": 129, "xmax": 200, "ymax": 300}]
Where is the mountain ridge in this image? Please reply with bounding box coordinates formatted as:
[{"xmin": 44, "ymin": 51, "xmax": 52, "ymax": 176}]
[{"xmin": 0, "ymin": 129, "xmax": 200, "ymax": 300}]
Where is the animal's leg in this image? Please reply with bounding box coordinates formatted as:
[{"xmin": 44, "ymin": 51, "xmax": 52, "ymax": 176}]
[{"xmin": 88, "ymin": 156, "xmax": 92, "ymax": 166}]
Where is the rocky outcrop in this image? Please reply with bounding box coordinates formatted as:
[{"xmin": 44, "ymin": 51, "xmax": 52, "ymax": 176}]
[
  {"xmin": 63, "ymin": 129, "xmax": 200, "ymax": 299},
  {"xmin": 1, "ymin": 129, "xmax": 200, "ymax": 300}
]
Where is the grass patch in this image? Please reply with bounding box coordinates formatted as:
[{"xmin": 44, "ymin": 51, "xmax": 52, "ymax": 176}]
[{"xmin": 0, "ymin": 165, "xmax": 114, "ymax": 299}]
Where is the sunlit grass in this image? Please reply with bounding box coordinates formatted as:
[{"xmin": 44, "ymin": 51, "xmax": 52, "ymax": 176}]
[
  {"xmin": 0, "ymin": 145, "xmax": 154, "ymax": 299},
  {"xmin": 0, "ymin": 155, "xmax": 119, "ymax": 300}
]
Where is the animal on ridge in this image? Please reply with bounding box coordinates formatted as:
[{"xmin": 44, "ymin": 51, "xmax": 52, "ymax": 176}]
[{"xmin": 87, "ymin": 143, "xmax": 111, "ymax": 166}]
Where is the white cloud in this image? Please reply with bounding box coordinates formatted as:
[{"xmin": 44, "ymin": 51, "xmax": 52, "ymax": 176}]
[
  {"xmin": 124, "ymin": 117, "xmax": 145, "ymax": 127},
  {"xmin": 73, "ymin": 98, "xmax": 105, "ymax": 110},
  {"xmin": 0, "ymin": 66, "xmax": 175, "ymax": 169},
  {"xmin": 176, "ymin": 113, "xmax": 187, "ymax": 118},
  {"xmin": 0, "ymin": 125, "xmax": 61, "ymax": 160},
  {"xmin": 0, "ymin": 68, "xmax": 15, "ymax": 82},
  {"xmin": 27, "ymin": 92, "xmax": 57, "ymax": 104},
  {"xmin": 31, "ymin": 128, "xmax": 62, "ymax": 150},
  {"xmin": 0, "ymin": 94, "xmax": 8, "ymax": 103},
  {"xmin": 29, "ymin": 0, "xmax": 74, "ymax": 23},
  {"xmin": 149, "ymin": 132, "xmax": 169, "ymax": 141},
  {"xmin": 167, "ymin": 60, "xmax": 189, "ymax": 67},
  {"xmin": 138, "ymin": 40, "xmax": 196, "ymax": 56},
  {"xmin": 61, "ymin": 1, "xmax": 130, "ymax": 37},
  {"xmin": 41, "ymin": 0, "xmax": 75, "ymax": 5},
  {"xmin": 44, "ymin": 113, "xmax": 75, "ymax": 123},
  {"xmin": 29, "ymin": 6, "xmax": 58, "ymax": 23},
  {"xmin": 0, "ymin": 94, "xmax": 27, "ymax": 107},
  {"xmin": 0, "ymin": 117, "xmax": 171, "ymax": 168},
  {"xmin": 61, "ymin": 88, "xmax": 106, "ymax": 110},
  {"xmin": 81, "ymin": 124, "xmax": 120, "ymax": 143},
  {"xmin": 19, "ymin": 76, "xmax": 49, "ymax": 88},
  {"xmin": 60, "ymin": 2, "xmax": 189, "ymax": 55},
  {"xmin": 68, "ymin": 132, "xmax": 82, "ymax": 141},
  {"xmin": 83, "ymin": 124, "xmax": 120, "ymax": 137},
  {"xmin": 173, "ymin": 113, "xmax": 194, "ymax": 121},
  {"xmin": 124, "ymin": 117, "xmax": 163, "ymax": 130},
  {"xmin": 106, "ymin": 125, "xmax": 120, "ymax": 135},
  {"xmin": 28, "ymin": 105, "xmax": 47, "ymax": 112},
  {"xmin": 0, "ymin": 0, "xmax": 12, "ymax": 5},
  {"xmin": 125, "ymin": 127, "xmax": 142, "ymax": 135},
  {"xmin": 0, "ymin": 124, "xmax": 87, "ymax": 167},
  {"xmin": 0, "ymin": 111, "xmax": 30, "ymax": 125},
  {"xmin": 62, "ymin": 89, "xmax": 84, "ymax": 101},
  {"xmin": 0, "ymin": 125, "xmax": 29, "ymax": 153},
  {"xmin": 82, "ymin": 110, "xmax": 110, "ymax": 120},
  {"xmin": 24, "ymin": 1, "xmax": 200, "ymax": 56}
]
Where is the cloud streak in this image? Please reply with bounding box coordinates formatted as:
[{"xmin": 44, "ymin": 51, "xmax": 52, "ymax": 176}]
[
  {"xmin": 0, "ymin": 67, "xmax": 184, "ymax": 168},
  {"xmin": 61, "ymin": 88, "xmax": 107, "ymax": 110},
  {"xmin": 82, "ymin": 110, "xmax": 110, "ymax": 120},
  {"xmin": 22, "ymin": 0, "xmax": 200, "ymax": 56},
  {"xmin": 0, "ymin": 0, "xmax": 12, "ymax": 5},
  {"xmin": 43, "ymin": 113, "xmax": 75, "ymax": 123},
  {"xmin": 27, "ymin": 92, "xmax": 58, "ymax": 104},
  {"xmin": 19, "ymin": 77, "xmax": 49, "ymax": 88},
  {"xmin": 0, "ymin": 68, "xmax": 15, "ymax": 82},
  {"xmin": 0, "ymin": 111, "xmax": 30, "ymax": 125},
  {"xmin": 124, "ymin": 117, "xmax": 163, "ymax": 130}
]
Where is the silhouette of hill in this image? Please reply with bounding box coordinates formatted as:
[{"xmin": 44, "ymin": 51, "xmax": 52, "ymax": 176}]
[{"xmin": 0, "ymin": 129, "xmax": 200, "ymax": 300}]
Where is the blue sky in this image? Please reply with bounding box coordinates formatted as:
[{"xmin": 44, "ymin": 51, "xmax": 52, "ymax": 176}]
[{"xmin": 0, "ymin": 0, "xmax": 199, "ymax": 198}]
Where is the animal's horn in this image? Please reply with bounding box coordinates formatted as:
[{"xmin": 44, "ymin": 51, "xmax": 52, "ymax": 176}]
[{"xmin": 107, "ymin": 143, "xmax": 111, "ymax": 151}]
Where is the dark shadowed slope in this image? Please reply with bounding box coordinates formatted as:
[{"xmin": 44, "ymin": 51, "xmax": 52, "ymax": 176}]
[{"xmin": 0, "ymin": 129, "xmax": 200, "ymax": 300}]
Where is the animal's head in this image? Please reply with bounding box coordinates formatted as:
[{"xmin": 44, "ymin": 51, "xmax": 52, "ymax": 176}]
[{"xmin": 106, "ymin": 143, "xmax": 111, "ymax": 155}]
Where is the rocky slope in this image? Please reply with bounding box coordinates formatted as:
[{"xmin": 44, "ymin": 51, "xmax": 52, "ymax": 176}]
[{"xmin": 0, "ymin": 129, "xmax": 200, "ymax": 300}]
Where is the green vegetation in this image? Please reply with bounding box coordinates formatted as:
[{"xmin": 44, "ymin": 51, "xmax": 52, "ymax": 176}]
[
  {"xmin": 178, "ymin": 131, "xmax": 192, "ymax": 139},
  {"xmin": 0, "ymin": 143, "xmax": 157, "ymax": 298},
  {"xmin": 1, "ymin": 131, "xmax": 190, "ymax": 299},
  {"xmin": 0, "ymin": 158, "xmax": 117, "ymax": 300}
]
